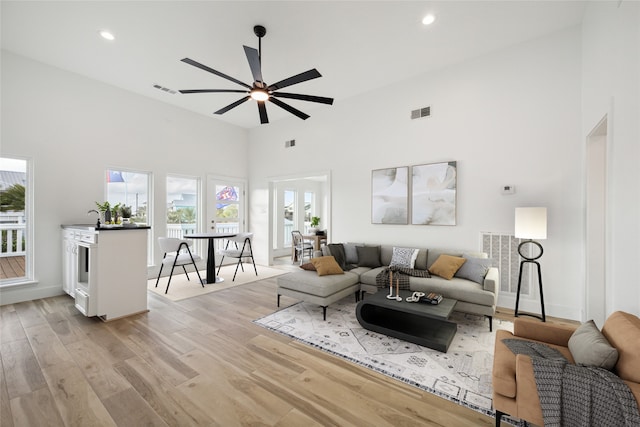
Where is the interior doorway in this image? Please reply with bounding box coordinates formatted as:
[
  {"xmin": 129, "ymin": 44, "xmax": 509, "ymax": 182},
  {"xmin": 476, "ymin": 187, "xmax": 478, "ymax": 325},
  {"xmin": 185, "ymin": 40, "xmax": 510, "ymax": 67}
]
[
  {"xmin": 585, "ymin": 115, "xmax": 608, "ymax": 326},
  {"xmin": 269, "ymin": 171, "xmax": 331, "ymax": 264}
]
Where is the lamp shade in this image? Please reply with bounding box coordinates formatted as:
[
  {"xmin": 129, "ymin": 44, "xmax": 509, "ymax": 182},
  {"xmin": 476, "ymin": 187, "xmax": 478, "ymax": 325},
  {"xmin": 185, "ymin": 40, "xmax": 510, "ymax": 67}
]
[{"xmin": 515, "ymin": 207, "xmax": 547, "ymax": 239}]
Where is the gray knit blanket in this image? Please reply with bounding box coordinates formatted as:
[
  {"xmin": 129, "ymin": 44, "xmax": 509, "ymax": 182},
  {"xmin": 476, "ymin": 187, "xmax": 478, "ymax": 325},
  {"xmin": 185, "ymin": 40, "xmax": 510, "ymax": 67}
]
[
  {"xmin": 375, "ymin": 266, "xmax": 431, "ymax": 291},
  {"xmin": 502, "ymin": 339, "xmax": 640, "ymax": 427}
]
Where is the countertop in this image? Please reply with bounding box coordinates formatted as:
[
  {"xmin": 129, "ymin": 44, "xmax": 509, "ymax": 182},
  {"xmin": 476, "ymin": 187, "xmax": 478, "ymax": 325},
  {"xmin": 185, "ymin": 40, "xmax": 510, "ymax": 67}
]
[{"xmin": 61, "ymin": 224, "xmax": 151, "ymax": 231}]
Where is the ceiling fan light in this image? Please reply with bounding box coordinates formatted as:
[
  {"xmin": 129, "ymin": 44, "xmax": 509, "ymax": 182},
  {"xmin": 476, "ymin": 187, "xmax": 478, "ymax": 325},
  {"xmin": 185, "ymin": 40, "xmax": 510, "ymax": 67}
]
[
  {"xmin": 99, "ymin": 30, "xmax": 115, "ymax": 41},
  {"xmin": 250, "ymin": 89, "xmax": 269, "ymax": 101},
  {"xmin": 422, "ymin": 14, "xmax": 436, "ymax": 26}
]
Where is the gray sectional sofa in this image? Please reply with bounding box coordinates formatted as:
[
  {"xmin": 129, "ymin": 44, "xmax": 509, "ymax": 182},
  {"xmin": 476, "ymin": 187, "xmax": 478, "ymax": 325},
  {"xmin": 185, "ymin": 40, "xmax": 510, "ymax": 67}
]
[{"xmin": 276, "ymin": 243, "xmax": 500, "ymax": 330}]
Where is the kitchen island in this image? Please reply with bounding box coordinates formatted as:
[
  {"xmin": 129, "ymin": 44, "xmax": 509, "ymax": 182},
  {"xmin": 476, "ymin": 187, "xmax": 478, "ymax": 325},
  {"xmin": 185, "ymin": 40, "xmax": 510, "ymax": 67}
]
[{"xmin": 61, "ymin": 224, "xmax": 150, "ymax": 321}]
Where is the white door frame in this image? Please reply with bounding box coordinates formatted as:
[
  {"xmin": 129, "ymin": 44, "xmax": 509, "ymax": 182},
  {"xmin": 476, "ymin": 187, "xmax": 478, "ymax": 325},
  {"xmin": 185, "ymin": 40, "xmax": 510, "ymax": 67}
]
[
  {"xmin": 584, "ymin": 114, "xmax": 610, "ymax": 326},
  {"xmin": 268, "ymin": 170, "xmax": 331, "ymax": 264}
]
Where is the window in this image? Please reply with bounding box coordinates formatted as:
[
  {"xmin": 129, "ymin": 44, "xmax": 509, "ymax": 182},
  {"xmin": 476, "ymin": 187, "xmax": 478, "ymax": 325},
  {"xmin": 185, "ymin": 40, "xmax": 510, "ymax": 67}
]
[
  {"xmin": 212, "ymin": 183, "xmax": 242, "ymax": 233},
  {"xmin": 106, "ymin": 169, "xmax": 152, "ymax": 264},
  {"xmin": 1, "ymin": 157, "xmax": 32, "ymax": 285},
  {"xmin": 283, "ymin": 189, "xmax": 295, "ymax": 246},
  {"xmin": 304, "ymin": 191, "xmax": 314, "ymax": 233},
  {"xmin": 166, "ymin": 175, "xmax": 199, "ymax": 239},
  {"xmin": 106, "ymin": 169, "xmax": 151, "ymax": 225}
]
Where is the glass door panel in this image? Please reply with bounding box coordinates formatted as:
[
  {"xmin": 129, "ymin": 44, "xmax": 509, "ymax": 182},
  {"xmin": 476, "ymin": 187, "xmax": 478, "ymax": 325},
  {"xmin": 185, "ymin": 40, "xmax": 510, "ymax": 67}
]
[{"xmin": 283, "ymin": 190, "xmax": 295, "ymax": 247}]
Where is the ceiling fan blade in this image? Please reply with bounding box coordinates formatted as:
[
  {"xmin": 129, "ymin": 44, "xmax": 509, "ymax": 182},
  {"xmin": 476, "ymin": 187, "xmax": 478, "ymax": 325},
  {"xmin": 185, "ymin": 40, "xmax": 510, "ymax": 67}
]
[
  {"xmin": 243, "ymin": 46, "xmax": 263, "ymax": 85},
  {"xmin": 257, "ymin": 101, "xmax": 269, "ymax": 124},
  {"xmin": 181, "ymin": 58, "xmax": 252, "ymax": 89},
  {"xmin": 271, "ymin": 92, "xmax": 334, "ymax": 105},
  {"xmin": 214, "ymin": 96, "xmax": 250, "ymax": 115},
  {"xmin": 268, "ymin": 69, "xmax": 322, "ymax": 91},
  {"xmin": 179, "ymin": 89, "xmax": 248, "ymax": 94},
  {"xmin": 268, "ymin": 97, "xmax": 310, "ymax": 120}
]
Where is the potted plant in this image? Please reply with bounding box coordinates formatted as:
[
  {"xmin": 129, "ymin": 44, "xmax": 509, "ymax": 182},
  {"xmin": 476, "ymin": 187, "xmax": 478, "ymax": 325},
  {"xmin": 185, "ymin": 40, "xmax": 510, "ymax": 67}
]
[
  {"xmin": 120, "ymin": 205, "xmax": 132, "ymax": 224},
  {"xmin": 309, "ymin": 216, "xmax": 321, "ymax": 234},
  {"xmin": 111, "ymin": 203, "xmax": 121, "ymax": 224},
  {"xmin": 95, "ymin": 201, "xmax": 111, "ymax": 224}
]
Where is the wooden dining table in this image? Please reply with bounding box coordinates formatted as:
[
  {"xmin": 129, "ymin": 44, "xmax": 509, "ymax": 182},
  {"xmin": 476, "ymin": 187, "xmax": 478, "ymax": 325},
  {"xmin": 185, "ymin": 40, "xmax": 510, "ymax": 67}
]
[
  {"xmin": 187, "ymin": 232, "xmax": 237, "ymax": 284},
  {"xmin": 291, "ymin": 233, "xmax": 327, "ymax": 262},
  {"xmin": 303, "ymin": 234, "xmax": 326, "ymax": 251}
]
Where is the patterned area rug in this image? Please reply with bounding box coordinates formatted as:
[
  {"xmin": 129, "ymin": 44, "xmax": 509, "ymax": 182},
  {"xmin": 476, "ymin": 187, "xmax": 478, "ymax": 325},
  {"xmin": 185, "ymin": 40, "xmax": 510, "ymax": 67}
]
[{"xmin": 254, "ymin": 296, "xmax": 521, "ymax": 425}]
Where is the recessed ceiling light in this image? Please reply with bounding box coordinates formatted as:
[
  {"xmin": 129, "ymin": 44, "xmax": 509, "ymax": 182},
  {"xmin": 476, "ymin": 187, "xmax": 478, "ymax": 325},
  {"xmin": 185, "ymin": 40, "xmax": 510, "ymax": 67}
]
[
  {"xmin": 422, "ymin": 14, "xmax": 436, "ymax": 26},
  {"xmin": 99, "ymin": 30, "xmax": 115, "ymax": 41}
]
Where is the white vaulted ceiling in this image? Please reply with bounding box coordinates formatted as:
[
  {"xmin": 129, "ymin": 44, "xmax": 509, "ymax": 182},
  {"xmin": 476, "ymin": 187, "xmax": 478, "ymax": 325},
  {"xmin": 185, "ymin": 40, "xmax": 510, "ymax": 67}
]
[{"xmin": 1, "ymin": 1, "xmax": 586, "ymax": 128}]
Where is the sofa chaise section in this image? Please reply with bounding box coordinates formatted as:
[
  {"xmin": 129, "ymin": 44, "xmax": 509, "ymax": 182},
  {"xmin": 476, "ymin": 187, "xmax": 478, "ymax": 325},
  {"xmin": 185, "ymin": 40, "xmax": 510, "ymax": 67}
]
[{"xmin": 277, "ymin": 270, "xmax": 360, "ymax": 320}]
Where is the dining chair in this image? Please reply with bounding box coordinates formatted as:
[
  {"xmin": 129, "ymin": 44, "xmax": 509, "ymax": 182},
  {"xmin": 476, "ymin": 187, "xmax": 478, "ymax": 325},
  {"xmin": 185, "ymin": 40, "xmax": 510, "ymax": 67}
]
[
  {"xmin": 155, "ymin": 237, "xmax": 203, "ymax": 294},
  {"xmin": 292, "ymin": 230, "xmax": 314, "ymax": 265},
  {"xmin": 319, "ymin": 229, "xmax": 328, "ymax": 247},
  {"xmin": 216, "ymin": 232, "xmax": 258, "ymax": 281}
]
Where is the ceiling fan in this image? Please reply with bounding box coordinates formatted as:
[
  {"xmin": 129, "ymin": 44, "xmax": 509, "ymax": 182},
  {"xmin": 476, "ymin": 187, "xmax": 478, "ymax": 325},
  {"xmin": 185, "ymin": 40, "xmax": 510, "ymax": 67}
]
[{"xmin": 179, "ymin": 25, "xmax": 334, "ymax": 124}]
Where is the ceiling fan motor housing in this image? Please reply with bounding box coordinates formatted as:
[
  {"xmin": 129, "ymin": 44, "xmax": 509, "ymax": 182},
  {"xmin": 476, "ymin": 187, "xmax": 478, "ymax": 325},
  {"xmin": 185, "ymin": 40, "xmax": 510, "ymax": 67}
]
[{"xmin": 254, "ymin": 25, "xmax": 266, "ymax": 38}]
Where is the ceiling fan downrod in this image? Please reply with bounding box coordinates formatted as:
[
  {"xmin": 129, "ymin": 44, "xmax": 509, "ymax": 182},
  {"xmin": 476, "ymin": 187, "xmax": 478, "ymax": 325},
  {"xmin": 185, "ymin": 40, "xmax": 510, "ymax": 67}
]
[{"xmin": 254, "ymin": 25, "xmax": 266, "ymax": 64}]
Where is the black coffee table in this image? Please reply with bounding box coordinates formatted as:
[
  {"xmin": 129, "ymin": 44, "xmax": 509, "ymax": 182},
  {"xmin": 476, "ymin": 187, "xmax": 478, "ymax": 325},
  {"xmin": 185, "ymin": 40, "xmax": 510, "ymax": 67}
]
[{"xmin": 356, "ymin": 290, "xmax": 458, "ymax": 352}]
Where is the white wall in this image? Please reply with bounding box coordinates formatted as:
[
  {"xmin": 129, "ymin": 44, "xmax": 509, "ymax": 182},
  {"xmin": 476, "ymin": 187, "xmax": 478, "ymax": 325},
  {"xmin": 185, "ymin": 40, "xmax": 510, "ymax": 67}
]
[
  {"xmin": 4, "ymin": 6, "xmax": 638, "ymax": 320},
  {"xmin": 249, "ymin": 27, "xmax": 584, "ymax": 319},
  {"xmin": 0, "ymin": 51, "xmax": 248, "ymax": 304},
  {"xmin": 581, "ymin": 1, "xmax": 640, "ymax": 317}
]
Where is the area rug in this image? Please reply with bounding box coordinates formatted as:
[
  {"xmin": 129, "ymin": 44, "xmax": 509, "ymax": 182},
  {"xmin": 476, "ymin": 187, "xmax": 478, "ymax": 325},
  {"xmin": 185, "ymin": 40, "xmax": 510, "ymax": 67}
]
[
  {"xmin": 148, "ymin": 264, "xmax": 288, "ymax": 301},
  {"xmin": 254, "ymin": 297, "xmax": 521, "ymax": 425}
]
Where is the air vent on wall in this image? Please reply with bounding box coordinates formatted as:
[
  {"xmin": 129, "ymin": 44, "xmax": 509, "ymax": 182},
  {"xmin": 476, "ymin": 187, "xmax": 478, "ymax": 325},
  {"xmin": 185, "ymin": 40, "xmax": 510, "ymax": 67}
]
[
  {"xmin": 153, "ymin": 84, "xmax": 177, "ymax": 95},
  {"xmin": 285, "ymin": 139, "xmax": 296, "ymax": 148},
  {"xmin": 411, "ymin": 106, "xmax": 431, "ymax": 120}
]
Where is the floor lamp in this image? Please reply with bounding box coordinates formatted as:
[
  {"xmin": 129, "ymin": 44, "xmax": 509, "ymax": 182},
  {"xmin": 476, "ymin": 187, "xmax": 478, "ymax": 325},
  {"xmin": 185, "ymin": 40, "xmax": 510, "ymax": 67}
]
[{"xmin": 514, "ymin": 207, "xmax": 547, "ymax": 322}]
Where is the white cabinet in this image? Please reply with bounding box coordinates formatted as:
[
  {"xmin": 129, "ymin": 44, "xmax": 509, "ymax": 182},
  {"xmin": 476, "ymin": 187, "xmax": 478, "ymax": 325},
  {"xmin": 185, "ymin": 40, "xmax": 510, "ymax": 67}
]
[
  {"xmin": 61, "ymin": 226, "xmax": 149, "ymax": 321},
  {"xmin": 61, "ymin": 230, "xmax": 77, "ymax": 297}
]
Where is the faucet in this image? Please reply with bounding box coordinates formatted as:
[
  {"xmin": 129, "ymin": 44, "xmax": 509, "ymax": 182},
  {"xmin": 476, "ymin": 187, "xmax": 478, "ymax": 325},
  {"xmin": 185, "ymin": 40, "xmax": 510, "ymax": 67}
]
[{"xmin": 87, "ymin": 209, "xmax": 101, "ymax": 228}]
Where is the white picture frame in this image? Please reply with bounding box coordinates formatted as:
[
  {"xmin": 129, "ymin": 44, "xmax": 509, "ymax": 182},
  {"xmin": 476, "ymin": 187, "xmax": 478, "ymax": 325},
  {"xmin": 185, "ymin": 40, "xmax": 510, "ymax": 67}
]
[
  {"xmin": 411, "ymin": 161, "xmax": 457, "ymax": 225},
  {"xmin": 371, "ymin": 167, "xmax": 408, "ymax": 224}
]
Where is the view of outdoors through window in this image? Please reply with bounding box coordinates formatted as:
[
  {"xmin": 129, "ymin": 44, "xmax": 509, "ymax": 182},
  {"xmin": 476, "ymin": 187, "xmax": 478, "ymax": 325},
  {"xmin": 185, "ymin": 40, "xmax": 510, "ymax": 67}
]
[
  {"xmin": 1, "ymin": 157, "xmax": 28, "ymax": 281},
  {"xmin": 283, "ymin": 190, "xmax": 295, "ymax": 245},
  {"xmin": 282, "ymin": 189, "xmax": 315, "ymax": 246},
  {"xmin": 305, "ymin": 191, "xmax": 313, "ymax": 222},
  {"xmin": 106, "ymin": 170, "xmax": 150, "ymax": 225},
  {"xmin": 167, "ymin": 175, "xmax": 199, "ymax": 238},
  {"xmin": 215, "ymin": 184, "xmax": 240, "ymax": 233}
]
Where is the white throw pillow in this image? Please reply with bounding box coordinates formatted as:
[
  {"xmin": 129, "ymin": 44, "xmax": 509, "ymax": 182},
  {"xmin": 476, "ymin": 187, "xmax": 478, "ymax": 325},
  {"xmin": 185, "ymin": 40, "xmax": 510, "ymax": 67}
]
[{"xmin": 390, "ymin": 247, "xmax": 419, "ymax": 268}]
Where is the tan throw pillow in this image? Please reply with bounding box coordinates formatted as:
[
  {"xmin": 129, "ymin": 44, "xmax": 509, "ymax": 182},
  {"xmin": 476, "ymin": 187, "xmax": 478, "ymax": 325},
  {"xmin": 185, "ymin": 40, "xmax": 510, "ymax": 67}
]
[
  {"xmin": 429, "ymin": 254, "xmax": 466, "ymax": 280},
  {"xmin": 299, "ymin": 262, "xmax": 316, "ymax": 271},
  {"xmin": 310, "ymin": 256, "xmax": 344, "ymax": 276}
]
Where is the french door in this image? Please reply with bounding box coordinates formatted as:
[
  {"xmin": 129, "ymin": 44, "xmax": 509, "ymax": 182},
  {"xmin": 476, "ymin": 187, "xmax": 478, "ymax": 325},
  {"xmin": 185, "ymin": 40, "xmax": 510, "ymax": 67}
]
[
  {"xmin": 206, "ymin": 176, "xmax": 246, "ymax": 260},
  {"xmin": 206, "ymin": 176, "xmax": 245, "ymax": 233}
]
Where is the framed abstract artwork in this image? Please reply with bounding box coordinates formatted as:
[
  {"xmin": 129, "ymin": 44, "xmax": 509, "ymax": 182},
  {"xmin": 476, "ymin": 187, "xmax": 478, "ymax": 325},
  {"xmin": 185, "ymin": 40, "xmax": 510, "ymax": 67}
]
[
  {"xmin": 411, "ymin": 161, "xmax": 457, "ymax": 225},
  {"xmin": 371, "ymin": 166, "xmax": 408, "ymax": 224}
]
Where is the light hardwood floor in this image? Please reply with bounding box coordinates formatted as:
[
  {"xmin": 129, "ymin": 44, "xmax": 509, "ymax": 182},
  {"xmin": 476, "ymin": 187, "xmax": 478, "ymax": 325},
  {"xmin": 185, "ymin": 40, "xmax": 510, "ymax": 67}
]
[{"xmin": 0, "ymin": 263, "xmax": 574, "ymax": 427}]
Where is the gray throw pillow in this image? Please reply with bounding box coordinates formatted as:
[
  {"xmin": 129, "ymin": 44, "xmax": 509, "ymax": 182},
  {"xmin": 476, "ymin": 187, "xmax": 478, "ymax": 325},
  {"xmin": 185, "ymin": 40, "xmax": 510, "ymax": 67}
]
[
  {"xmin": 568, "ymin": 320, "xmax": 619, "ymax": 370},
  {"xmin": 356, "ymin": 246, "xmax": 381, "ymax": 268},
  {"xmin": 328, "ymin": 243, "xmax": 347, "ymax": 270},
  {"xmin": 454, "ymin": 255, "xmax": 492, "ymax": 284},
  {"xmin": 344, "ymin": 242, "xmax": 362, "ymax": 264}
]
